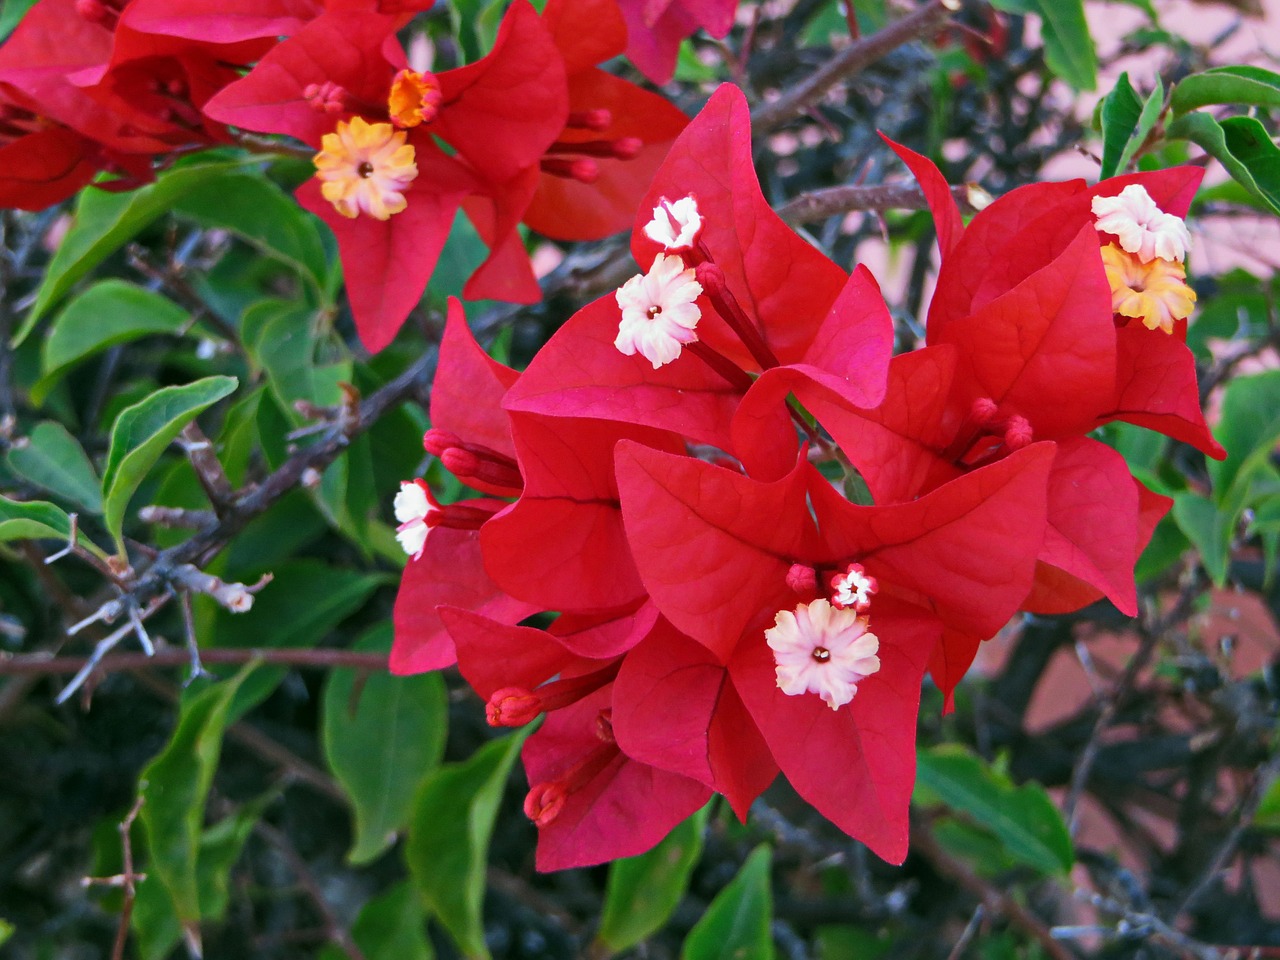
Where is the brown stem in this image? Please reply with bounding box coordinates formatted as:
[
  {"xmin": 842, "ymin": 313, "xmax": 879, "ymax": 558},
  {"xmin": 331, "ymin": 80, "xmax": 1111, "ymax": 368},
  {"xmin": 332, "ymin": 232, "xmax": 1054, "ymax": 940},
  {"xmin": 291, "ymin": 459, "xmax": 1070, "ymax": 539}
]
[
  {"xmin": 750, "ymin": 0, "xmax": 959, "ymax": 135},
  {"xmin": 180, "ymin": 422, "xmax": 235, "ymax": 515},
  {"xmin": 0, "ymin": 647, "xmax": 389, "ymax": 677},
  {"xmin": 776, "ymin": 182, "xmax": 988, "ymax": 223}
]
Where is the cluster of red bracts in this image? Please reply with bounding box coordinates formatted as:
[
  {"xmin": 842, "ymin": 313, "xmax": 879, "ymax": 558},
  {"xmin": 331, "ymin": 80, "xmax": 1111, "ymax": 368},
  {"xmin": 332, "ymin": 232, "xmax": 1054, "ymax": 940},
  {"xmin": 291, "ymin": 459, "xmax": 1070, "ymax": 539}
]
[
  {"xmin": 391, "ymin": 85, "xmax": 1222, "ymax": 871},
  {"xmin": 0, "ymin": 0, "xmax": 735, "ymax": 350}
]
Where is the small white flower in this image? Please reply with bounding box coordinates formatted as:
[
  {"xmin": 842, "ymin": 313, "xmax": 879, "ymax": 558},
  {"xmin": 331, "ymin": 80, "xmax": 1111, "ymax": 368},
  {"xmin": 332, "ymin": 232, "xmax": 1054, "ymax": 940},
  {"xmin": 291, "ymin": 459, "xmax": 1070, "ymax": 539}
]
[
  {"xmin": 643, "ymin": 195, "xmax": 703, "ymax": 251},
  {"xmin": 393, "ymin": 479, "xmax": 440, "ymax": 560},
  {"xmin": 830, "ymin": 563, "xmax": 877, "ymax": 613},
  {"xmin": 1092, "ymin": 184, "xmax": 1191, "ymax": 263},
  {"xmin": 614, "ymin": 253, "xmax": 703, "ymax": 369},
  {"xmin": 765, "ymin": 599, "xmax": 881, "ymax": 710}
]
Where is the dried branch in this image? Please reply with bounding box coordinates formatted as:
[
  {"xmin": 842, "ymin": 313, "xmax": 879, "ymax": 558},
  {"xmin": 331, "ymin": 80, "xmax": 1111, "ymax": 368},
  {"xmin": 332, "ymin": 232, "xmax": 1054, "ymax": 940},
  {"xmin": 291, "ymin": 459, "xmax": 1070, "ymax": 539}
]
[
  {"xmin": 1, "ymin": 645, "xmax": 387, "ymax": 677},
  {"xmin": 777, "ymin": 181, "xmax": 991, "ymax": 223},
  {"xmin": 750, "ymin": 0, "xmax": 959, "ymax": 135}
]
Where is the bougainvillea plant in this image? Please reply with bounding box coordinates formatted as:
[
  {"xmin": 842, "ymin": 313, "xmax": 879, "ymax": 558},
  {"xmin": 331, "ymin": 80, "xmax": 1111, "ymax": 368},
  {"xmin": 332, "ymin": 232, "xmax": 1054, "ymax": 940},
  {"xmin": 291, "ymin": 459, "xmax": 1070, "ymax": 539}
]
[
  {"xmin": 6, "ymin": 0, "xmax": 1276, "ymax": 954},
  {"xmin": 389, "ymin": 83, "xmax": 1219, "ymax": 870}
]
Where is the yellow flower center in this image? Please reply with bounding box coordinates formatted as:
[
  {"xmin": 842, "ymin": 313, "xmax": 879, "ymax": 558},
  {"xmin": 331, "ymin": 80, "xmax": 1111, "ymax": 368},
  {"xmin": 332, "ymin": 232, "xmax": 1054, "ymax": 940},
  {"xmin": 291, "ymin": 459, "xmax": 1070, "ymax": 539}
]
[
  {"xmin": 312, "ymin": 116, "xmax": 418, "ymax": 220},
  {"xmin": 388, "ymin": 69, "xmax": 443, "ymax": 129},
  {"xmin": 1100, "ymin": 243, "xmax": 1196, "ymax": 335}
]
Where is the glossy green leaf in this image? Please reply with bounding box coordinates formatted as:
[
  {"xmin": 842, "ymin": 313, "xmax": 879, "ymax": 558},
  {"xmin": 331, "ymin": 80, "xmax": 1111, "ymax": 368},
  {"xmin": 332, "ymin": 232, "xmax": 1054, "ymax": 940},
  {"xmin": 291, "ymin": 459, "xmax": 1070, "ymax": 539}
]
[
  {"xmin": 318, "ymin": 881, "xmax": 434, "ymax": 960},
  {"xmin": 1099, "ymin": 73, "xmax": 1143, "ymax": 179},
  {"xmin": 33, "ymin": 281, "xmax": 189, "ymax": 404},
  {"xmin": 0, "ymin": 495, "xmax": 74, "ymax": 544},
  {"xmin": 173, "ymin": 172, "xmax": 327, "ymax": 290},
  {"xmin": 597, "ymin": 803, "xmax": 711, "ymax": 955},
  {"xmin": 249, "ymin": 303, "xmax": 351, "ymax": 425},
  {"xmin": 138, "ymin": 662, "xmax": 257, "ymax": 937},
  {"xmin": 914, "ymin": 745, "xmax": 1074, "ymax": 875},
  {"xmin": 1121, "ymin": 78, "xmax": 1164, "ymax": 176},
  {"xmin": 406, "ymin": 731, "xmax": 527, "ymax": 960},
  {"xmin": 133, "ymin": 794, "xmax": 270, "ymax": 960},
  {"xmin": 15, "ymin": 161, "xmax": 247, "ymax": 342},
  {"xmin": 681, "ymin": 844, "xmax": 774, "ymax": 960},
  {"xmin": 5, "ymin": 421, "xmax": 102, "ymax": 513},
  {"xmin": 1167, "ymin": 112, "xmax": 1280, "ymax": 215},
  {"xmin": 323, "ymin": 625, "xmax": 448, "ymax": 865},
  {"xmin": 1171, "ymin": 65, "xmax": 1280, "ymax": 116},
  {"xmin": 100, "ymin": 375, "xmax": 238, "ymax": 549}
]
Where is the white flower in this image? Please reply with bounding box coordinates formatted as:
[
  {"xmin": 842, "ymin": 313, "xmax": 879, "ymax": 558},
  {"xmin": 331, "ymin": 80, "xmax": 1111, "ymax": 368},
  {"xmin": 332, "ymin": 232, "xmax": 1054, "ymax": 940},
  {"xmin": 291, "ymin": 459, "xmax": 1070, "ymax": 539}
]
[
  {"xmin": 765, "ymin": 599, "xmax": 881, "ymax": 710},
  {"xmin": 393, "ymin": 479, "xmax": 440, "ymax": 560},
  {"xmin": 829, "ymin": 563, "xmax": 877, "ymax": 613},
  {"xmin": 1092, "ymin": 184, "xmax": 1191, "ymax": 263},
  {"xmin": 643, "ymin": 195, "xmax": 702, "ymax": 251},
  {"xmin": 614, "ymin": 253, "xmax": 703, "ymax": 368}
]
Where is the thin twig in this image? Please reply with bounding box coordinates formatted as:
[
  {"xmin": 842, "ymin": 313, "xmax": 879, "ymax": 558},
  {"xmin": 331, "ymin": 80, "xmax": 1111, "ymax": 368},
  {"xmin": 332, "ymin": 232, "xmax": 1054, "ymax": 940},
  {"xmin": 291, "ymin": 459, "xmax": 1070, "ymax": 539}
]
[
  {"xmin": 1, "ymin": 646, "xmax": 389, "ymax": 677},
  {"xmin": 254, "ymin": 822, "xmax": 368, "ymax": 960},
  {"xmin": 111, "ymin": 795, "xmax": 146, "ymax": 960},
  {"xmin": 750, "ymin": 0, "xmax": 959, "ymax": 135},
  {"xmin": 910, "ymin": 820, "xmax": 1076, "ymax": 960}
]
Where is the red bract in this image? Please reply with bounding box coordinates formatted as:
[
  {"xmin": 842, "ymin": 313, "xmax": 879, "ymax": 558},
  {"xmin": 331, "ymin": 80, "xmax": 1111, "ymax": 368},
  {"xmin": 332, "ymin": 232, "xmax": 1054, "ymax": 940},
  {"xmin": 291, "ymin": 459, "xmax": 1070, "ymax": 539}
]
[
  {"xmin": 612, "ymin": 0, "xmax": 738, "ymax": 84},
  {"xmin": 611, "ymin": 441, "xmax": 1054, "ymax": 861},
  {"xmin": 889, "ymin": 138, "xmax": 1222, "ymax": 459},
  {"xmin": 390, "ymin": 301, "xmax": 536, "ymax": 675},
  {"xmin": 203, "ymin": 1, "xmax": 567, "ymax": 351},
  {"xmin": 506, "ymin": 84, "xmax": 893, "ymax": 471},
  {"xmin": 0, "ymin": 94, "xmax": 100, "ymax": 210},
  {"xmin": 521, "ymin": 0, "xmax": 690, "ymax": 241}
]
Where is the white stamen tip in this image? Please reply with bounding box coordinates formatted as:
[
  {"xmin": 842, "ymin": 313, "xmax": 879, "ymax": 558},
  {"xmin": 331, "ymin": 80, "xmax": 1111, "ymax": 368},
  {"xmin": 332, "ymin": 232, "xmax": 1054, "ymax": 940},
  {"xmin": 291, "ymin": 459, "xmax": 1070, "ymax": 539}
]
[
  {"xmin": 643, "ymin": 194, "xmax": 703, "ymax": 251},
  {"xmin": 393, "ymin": 479, "xmax": 439, "ymax": 560}
]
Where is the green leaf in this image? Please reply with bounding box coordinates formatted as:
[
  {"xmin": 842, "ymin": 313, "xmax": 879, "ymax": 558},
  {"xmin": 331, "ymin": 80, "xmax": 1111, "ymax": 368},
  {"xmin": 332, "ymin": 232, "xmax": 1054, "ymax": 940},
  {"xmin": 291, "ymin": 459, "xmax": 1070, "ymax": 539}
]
[
  {"xmin": 323, "ymin": 625, "xmax": 448, "ymax": 865},
  {"xmin": 0, "ymin": 0, "xmax": 35, "ymax": 39},
  {"xmin": 1172, "ymin": 493, "xmax": 1233, "ymax": 588},
  {"xmin": 14, "ymin": 160, "xmax": 248, "ymax": 343},
  {"xmin": 208, "ymin": 559, "xmax": 390, "ymax": 722},
  {"xmin": 0, "ymin": 495, "xmax": 74, "ymax": 544},
  {"xmin": 406, "ymin": 731, "xmax": 528, "ymax": 960},
  {"xmin": 173, "ymin": 172, "xmax": 328, "ymax": 291},
  {"xmin": 1099, "ymin": 73, "xmax": 1144, "ymax": 178},
  {"xmin": 0, "ymin": 918, "xmax": 11, "ymax": 947},
  {"xmin": 5, "ymin": 421, "xmax": 102, "ymax": 513},
  {"xmin": 1208, "ymin": 370, "xmax": 1280, "ymax": 501},
  {"xmin": 1171, "ymin": 65, "xmax": 1280, "ymax": 116},
  {"xmin": 139, "ymin": 662, "xmax": 257, "ymax": 935},
  {"xmin": 249, "ymin": 302, "xmax": 351, "ymax": 424},
  {"xmin": 990, "ymin": 0, "xmax": 1095, "ymax": 90},
  {"xmin": 1257, "ymin": 772, "xmax": 1280, "ymax": 830},
  {"xmin": 318, "ymin": 881, "xmax": 434, "ymax": 960},
  {"xmin": 33, "ymin": 280, "xmax": 189, "ymax": 405},
  {"xmin": 597, "ymin": 803, "xmax": 711, "ymax": 955},
  {"xmin": 100, "ymin": 375, "xmax": 238, "ymax": 550},
  {"xmin": 133, "ymin": 794, "xmax": 270, "ymax": 960},
  {"xmin": 914, "ymin": 745, "xmax": 1074, "ymax": 875},
  {"xmin": 681, "ymin": 845, "xmax": 774, "ymax": 960},
  {"xmin": 1167, "ymin": 112, "xmax": 1280, "ymax": 215}
]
